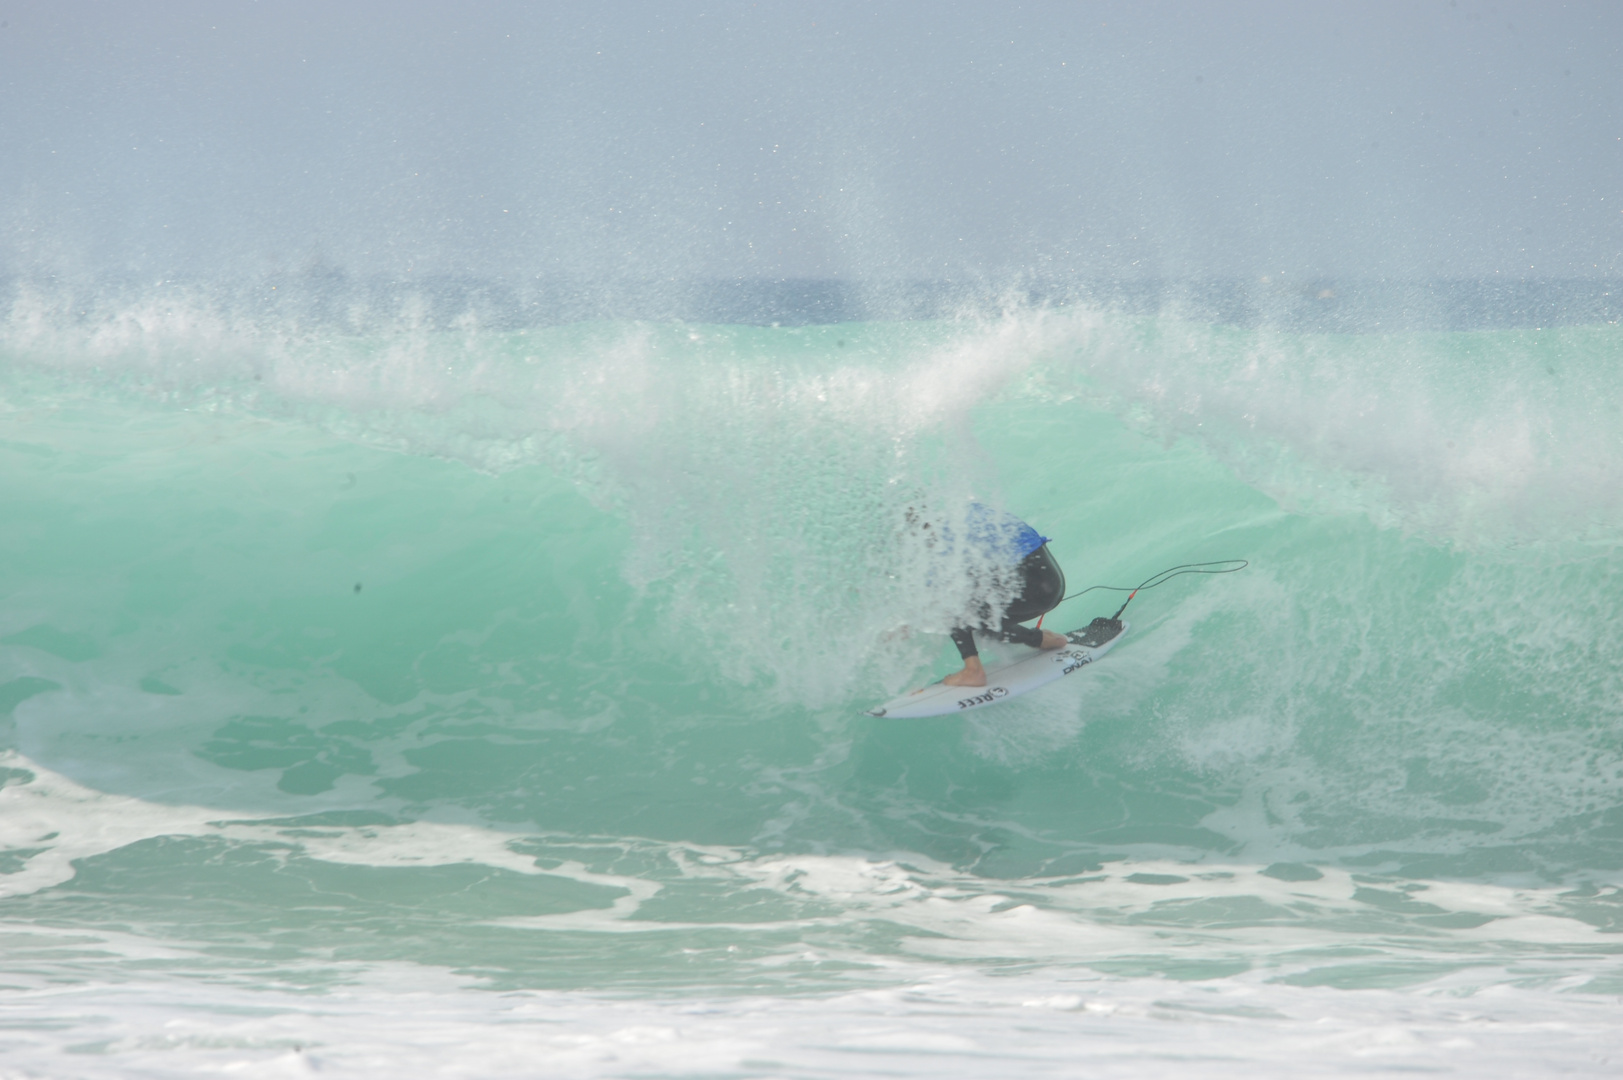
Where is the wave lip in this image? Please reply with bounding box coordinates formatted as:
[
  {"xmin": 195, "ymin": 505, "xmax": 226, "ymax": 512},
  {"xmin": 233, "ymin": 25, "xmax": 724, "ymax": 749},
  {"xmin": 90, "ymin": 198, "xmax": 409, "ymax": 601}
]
[{"xmin": 4, "ymin": 304, "xmax": 1623, "ymax": 1076}]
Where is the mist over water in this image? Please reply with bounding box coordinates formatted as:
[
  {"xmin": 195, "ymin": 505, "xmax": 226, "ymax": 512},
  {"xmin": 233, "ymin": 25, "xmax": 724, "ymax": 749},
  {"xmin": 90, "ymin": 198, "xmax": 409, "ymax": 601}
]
[
  {"xmin": 4, "ymin": 2, "xmax": 1623, "ymax": 1077},
  {"xmin": 5, "ymin": 0, "xmax": 1622, "ymax": 282}
]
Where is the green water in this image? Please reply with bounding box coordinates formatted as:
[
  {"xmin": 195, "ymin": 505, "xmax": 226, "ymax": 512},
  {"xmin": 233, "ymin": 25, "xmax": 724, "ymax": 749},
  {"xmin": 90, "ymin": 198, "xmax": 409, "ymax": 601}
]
[{"xmin": 3, "ymin": 310, "xmax": 1623, "ymax": 1008}]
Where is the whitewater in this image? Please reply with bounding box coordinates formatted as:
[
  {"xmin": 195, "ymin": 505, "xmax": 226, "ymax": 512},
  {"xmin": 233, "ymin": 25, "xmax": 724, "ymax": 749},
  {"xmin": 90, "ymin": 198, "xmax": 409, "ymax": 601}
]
[{"xmin": 3, "ymin": 280, "xmax": 1622, "ymax": 1077}]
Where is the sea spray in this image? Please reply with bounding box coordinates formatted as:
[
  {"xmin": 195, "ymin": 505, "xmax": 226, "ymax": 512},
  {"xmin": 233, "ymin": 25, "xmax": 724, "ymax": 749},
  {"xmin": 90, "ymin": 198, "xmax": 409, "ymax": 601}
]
[{"xmin": 3, "ymin": 296, "xmax": 1622, "ymax": 1076}]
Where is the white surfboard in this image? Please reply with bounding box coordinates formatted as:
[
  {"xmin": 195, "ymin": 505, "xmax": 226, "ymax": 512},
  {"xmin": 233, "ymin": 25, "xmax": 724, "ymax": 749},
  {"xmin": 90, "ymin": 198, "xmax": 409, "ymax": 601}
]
[{"xmin": 868, "ymin": 618, "xmax": 1129, "ymax": 719}]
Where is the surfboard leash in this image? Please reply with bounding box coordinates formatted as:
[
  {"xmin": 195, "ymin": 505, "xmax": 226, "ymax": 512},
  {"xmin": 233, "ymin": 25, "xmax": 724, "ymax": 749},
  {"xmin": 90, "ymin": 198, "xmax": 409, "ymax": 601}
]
[{"xmin": 1060, "ymin": 559, "xmax": 1249, "ymax": 619}]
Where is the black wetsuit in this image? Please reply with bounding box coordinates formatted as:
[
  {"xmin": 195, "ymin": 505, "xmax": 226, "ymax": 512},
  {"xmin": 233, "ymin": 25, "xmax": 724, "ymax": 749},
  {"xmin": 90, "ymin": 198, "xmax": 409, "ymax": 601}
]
[{"xmin": 950, "ymin": 543, "xmax": 1066, "ymax": 660}]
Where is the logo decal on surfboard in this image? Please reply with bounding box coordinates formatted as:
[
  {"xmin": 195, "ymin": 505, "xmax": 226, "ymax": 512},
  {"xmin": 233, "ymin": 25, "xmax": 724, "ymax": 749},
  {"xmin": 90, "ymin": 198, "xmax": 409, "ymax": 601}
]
[
  {"xmin": 955, "ymin": 686, "xmax": 1009, "ymax": 710},
  {"xmin": 1058, "ymin": 649, "xmax": 1097, "ymax": 675}
]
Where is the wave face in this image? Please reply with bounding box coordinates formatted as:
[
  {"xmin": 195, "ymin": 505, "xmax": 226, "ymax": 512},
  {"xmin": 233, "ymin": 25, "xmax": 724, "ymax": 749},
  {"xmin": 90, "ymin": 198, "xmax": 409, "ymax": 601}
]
[{"xmin": 4, "ymin": 292, "xmax": 1623, "ymax": 1076}]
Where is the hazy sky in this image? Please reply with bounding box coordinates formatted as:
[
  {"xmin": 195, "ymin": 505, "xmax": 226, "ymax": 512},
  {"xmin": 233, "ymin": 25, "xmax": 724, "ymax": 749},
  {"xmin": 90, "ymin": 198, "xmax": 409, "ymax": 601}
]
[{"xmin": 2, "ymin": 0, "xmax": 1620, "ymax": 282}]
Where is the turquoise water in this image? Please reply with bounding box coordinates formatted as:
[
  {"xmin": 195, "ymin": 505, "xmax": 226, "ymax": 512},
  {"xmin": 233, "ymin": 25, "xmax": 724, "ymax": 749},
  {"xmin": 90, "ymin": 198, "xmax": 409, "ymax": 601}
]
[{"xmin": 3, "ymin": 299, "xmax": 1623, "ymax": 1075}]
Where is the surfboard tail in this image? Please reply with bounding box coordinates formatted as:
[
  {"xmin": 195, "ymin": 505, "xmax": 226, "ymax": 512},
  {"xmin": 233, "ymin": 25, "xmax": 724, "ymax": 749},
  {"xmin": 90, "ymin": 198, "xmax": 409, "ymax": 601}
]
[{"xmin": 1067, "ymin": 616, "xmax": 1125, "ymax": 649}]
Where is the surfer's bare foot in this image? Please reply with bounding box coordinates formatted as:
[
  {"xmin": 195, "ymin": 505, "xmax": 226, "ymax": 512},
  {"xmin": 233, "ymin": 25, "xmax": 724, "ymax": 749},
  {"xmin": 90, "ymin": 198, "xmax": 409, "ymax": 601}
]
[
  {"xmin": 1040, "ymin": 629, "xmax": 1067, "ymax": 650},
  {"xmin": 942, "ymin": 656, "xmax": 987, "ymax": 687}
]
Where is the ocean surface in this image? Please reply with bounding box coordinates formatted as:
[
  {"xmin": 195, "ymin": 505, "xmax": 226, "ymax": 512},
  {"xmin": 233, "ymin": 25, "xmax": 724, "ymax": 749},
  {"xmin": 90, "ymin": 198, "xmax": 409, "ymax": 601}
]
[{"xmin": 3, "ymin": 280, "xmax": 1622, "ymax": 1077}]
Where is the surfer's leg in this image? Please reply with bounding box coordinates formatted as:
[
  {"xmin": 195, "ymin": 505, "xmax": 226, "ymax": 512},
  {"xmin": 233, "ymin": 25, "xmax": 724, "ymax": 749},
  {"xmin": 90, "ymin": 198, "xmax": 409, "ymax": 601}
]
[
  {"xmin": 985, "ymin": 546, "xmax": 1068, "ymax": 651},
  {"xmin": 943, "ymin": 548, "xmax": 1068, "ymax": 685},
  {"xmin": 944, "ymin": 627, "xmax": 987, "ymax": 686},
  {"xmin": 988, "ymin": 621, "xmax": 1069, "ymax": 651},
  {"xmin": 1002, "ymin": 545, "xmax": 1065, "ymax": 623}
]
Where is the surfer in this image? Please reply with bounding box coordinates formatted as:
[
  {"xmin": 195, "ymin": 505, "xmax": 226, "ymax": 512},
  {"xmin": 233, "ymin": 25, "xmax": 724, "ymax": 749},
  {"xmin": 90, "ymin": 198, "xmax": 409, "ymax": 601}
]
[{"xmin": 910, "ymin": 504, "xmax": 1069, "ymax": 687}]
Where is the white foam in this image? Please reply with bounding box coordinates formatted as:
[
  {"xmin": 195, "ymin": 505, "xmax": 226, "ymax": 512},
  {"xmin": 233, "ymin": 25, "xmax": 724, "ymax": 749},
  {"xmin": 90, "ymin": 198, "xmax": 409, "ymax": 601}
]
[
  {"xmin": 8, "ymin": 749, "xmax": 1619, "ymax": 975},
  {"xmin": 5, "ymin": 752, "xmax": 1623, "ymax": 1075},
  {"xmin": 1062, "ymin": 311, "xmax": 1623, "ymax": 546},
  {"xmin": 0, "ymin": 751, "xmax": 564, "ymax": 899},
  {"xmin": 0, "ymin": 965, "xmax": 1618, "ymax": 1079}
]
